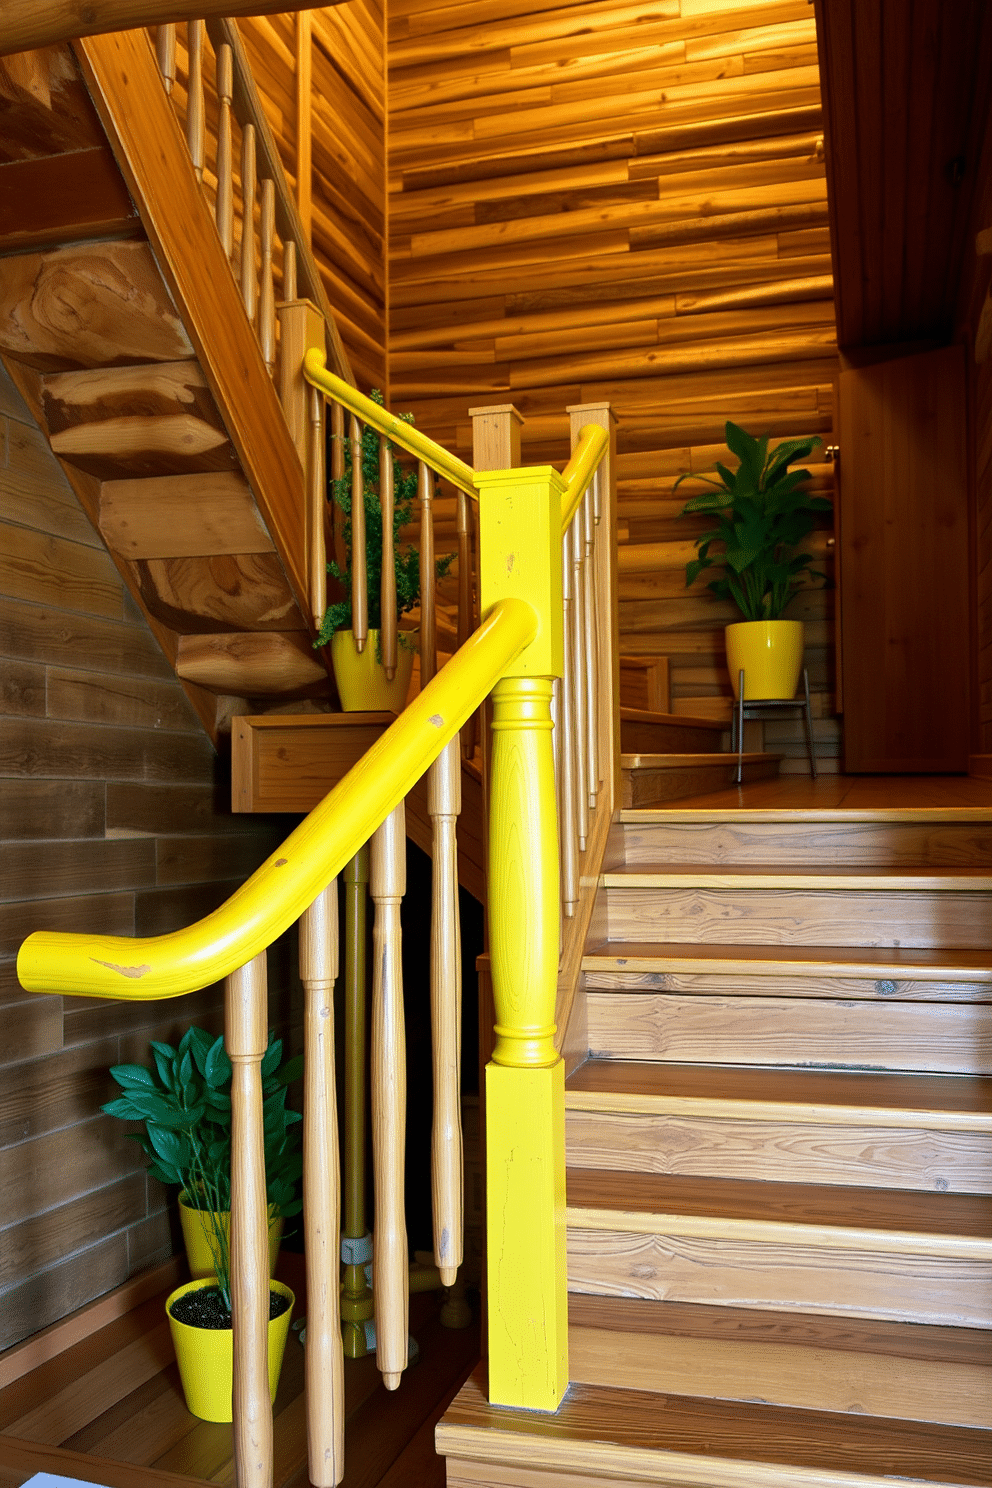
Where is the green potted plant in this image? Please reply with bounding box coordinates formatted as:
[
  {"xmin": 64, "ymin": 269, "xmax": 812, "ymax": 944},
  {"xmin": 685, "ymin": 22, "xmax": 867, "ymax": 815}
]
[
  {"xmin": 103, "ymin": 1026, "xmax": 302, "ymax": 1420},
  {"xmin": 676, "ymin": 422, "xmax": 831, "ymax": 700},
  {"xmin": 315, "ymin": 392, "xmax": 453, "ymax": 710}
]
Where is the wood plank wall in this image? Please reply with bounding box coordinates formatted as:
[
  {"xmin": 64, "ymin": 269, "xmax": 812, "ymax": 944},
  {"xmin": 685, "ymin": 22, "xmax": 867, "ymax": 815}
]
[
  {"xmin": 386, "ymin": 0, "xmax": 840, "ymax": 764},
  {"xmin": 0, "ymin": 363, "xmax": 296, "ymax": 1351},
  {"xmin": 170, "ymin": 6, "xmax": 388, "ymax": 391}
]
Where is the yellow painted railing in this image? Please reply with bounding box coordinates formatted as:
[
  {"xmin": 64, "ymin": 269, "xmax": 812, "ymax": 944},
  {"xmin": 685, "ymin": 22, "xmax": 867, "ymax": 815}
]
[
  {"xmin": 17, "ymin": 600, "xmax": 534, "ymax": 1001},
  {"xmin": 18, "ymin": 372, "xmax": 615, "ymax": 1485}
]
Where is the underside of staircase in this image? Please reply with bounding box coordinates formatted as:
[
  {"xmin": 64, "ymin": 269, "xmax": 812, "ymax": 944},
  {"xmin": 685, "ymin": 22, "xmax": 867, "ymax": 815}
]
[
  {"xmin": 439, "ymin": 784, "xmax": 992, "ymax": 1488},
  {"xmin": 0, "ymin": 37, "xmax": 332, "ymax": 745}
]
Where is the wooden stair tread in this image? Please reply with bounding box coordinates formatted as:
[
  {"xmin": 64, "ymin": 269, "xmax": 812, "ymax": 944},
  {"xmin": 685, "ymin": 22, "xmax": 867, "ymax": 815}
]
[
  {"xmin": 621, "ymin": 804, "xmax": 992, "ymax": 823},
  {"xmin": 621, "ymin": 752, "xmax": 780, "ymax": 769},
  {"xmin": 568, "ymin": 1293, "xmax": 992, "ymax": 1368},
  {"xmin": 582, "ymin": 941, "xmax": 992, "ymax": 979},
  {"xmin": 566, "ymin": 1169, "xmax": 992, "ymax": 1246},
  {"xmin": 603, "ymin": 864, "xmax": 992, "ymax": 888},
  {"xmin": 565, "ymin": 1060, "xmax": 992, "ymax": 1128},
  {"xmin": 620, "ymin": 707, "xmax": 724, "ymax": 732},
  {"xmin": 439, "ymin": 1366, "xmax": 992, "ymax": 1487}
]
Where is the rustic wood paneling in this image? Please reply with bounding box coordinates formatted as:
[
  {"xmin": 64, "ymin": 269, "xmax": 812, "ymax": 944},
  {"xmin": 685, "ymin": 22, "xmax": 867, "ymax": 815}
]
[
  {"xmin": 0, "ymin": 361, "xmax": 287, "ymax": 1351},
  {"xmin": 387, "ymin": 0, "xmax": 838, "ymax": 742}
]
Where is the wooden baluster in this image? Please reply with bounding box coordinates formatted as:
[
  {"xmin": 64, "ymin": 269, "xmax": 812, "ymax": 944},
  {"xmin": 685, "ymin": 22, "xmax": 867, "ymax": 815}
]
[
  {"xmin": 340, "ymin": 849, "xmax": 374, "ymax": 1358},
  {"xmin": 419, "ymin": 462, "xmax": 437, "ymax": 688},
  {"xmin": 216, "ymin": 42, "xmax": 234, "ymax": 259},
  {"xmin": 300, "ymin": 885, "xmax": 345, "ymax": 1488},
  {"xmin": 429, "ymin": 739, "xmax": 462, "ymax": 1284},
  {"xmin": 371, "ymin": 805, "xmax": 408, "ymax": 1390},
  {"xmin": 296, "ymin": 10, "xmax": 313, "ymax": 247},
  {"xmin": 351, "ymin": 416, "xmax": 368, "ymax": 653},
  {"xmin": 284, "ymin": 238, "xmax": 297, "ymax": 303},
  {"xmin": 157, "ymin": 23, "xmax": 176, "ymax": 93},
  {"xmin": 331, "ymin": 402, "xmax": 347, "ymax": 578},
  {"xmin": 569, "ymin": 518, "xmax": 589, "ymax": 851},
  {"xmin": 559, "ymin": 527, "xmax": 579, "ymax": 918},
  {"xmin": 187, "ymin": 19, "xmax": 205, "ymax": 183},
  {"xmin": 241, "ymin": 123, "xmax": 257, "ymax": 322},
  {"xmin": 309, "ymin": 385, "xmax": 326, "ymax": 631},
  {"xmin": 582, "ymin": 488, "xmax": 600, "ymax": 805},
  {"xmin": 380, "ymin": 436, "xmax": 397, "ymax": 681},
  {"xmin": 225, "ymin": 952, "xmax": 272, "ymax": 1488},
  {"xmin": 259, "ymin": 179, "xmax": 276, "ymax": 375}
]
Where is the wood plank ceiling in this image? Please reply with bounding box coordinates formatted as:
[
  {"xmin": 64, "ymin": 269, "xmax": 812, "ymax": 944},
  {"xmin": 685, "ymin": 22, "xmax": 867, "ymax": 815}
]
[{"xmin": 814, "ymin": 0, "xmax": 992, "ymax": 349}]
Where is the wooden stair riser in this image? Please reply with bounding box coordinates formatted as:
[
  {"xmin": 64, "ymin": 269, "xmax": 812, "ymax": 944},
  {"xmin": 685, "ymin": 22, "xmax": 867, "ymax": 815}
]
[
  {"xmin": 603, "ymin": 884, "xmax": 992, "ymax": 948},
  {"xmin": 620, "ymin": 713, "xmax": 726, "ymax": 755},
  {"xmin": 566, "ymin": 1110, "xmax": 992, "ymax": 1193},
  {"xmin": 568, "ymin": 1321, "xmax": 992, "ymax": 1429},
  {"xmin": 567, "ymin": 1229, "xmax": 992, "ymax": 1329},
  {"xmin": 621, "ymin": 755, "xmax": 780, "ymax": 808},
  {"xmin": 584, "ymin": 992, "xmax": 992, "ymax": 1074},
  {"xmin": 621, "ymin": 818, "xmax": 992, "ymax": 868}
]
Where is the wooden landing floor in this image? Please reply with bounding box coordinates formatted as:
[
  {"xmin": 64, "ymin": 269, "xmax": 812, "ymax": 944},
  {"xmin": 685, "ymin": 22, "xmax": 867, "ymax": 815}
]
[
  {"xmin": 636, "ymin": 773, "xmax": 992, "ymax": 814},
  {"xmin": 0, "ymin": 1254, "xmax": 479, "ymax": 1488}
]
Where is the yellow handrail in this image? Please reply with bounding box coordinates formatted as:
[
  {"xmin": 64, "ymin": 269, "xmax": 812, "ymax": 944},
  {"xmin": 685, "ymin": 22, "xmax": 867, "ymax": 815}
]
[
  {"xmin": 560, "ymin": 424, "xmax": 609, "ymax": 532},
  {"xmin": 303, "ymin": 349, "xmax": 478, "ymax": 498},
  {"xmin": 17, "ymin": 599, "xmax": 537, "ymax": 1003}
]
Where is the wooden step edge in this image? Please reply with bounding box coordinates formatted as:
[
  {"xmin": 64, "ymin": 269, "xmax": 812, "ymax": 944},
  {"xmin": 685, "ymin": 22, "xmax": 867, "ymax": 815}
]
[
  {"xmin": 620, "ymin": 752, "xmax": 781, "ymax": 769},
  {"xmin": 601, "ymin": 868, "xmax": 992, "ymax": 890},
  {"xmin": 580, "ymin": 944, "xmax": 992, "ymax": 981},
  {"xmin": 438, "ymin": 1369, "xmax": 992, "ymax": 1488},
  {"xmin": 620, "ymin": 806, "xmax": 992, "ymax": 823},
  {"xmin": 563, "ymin": 1086, "xmax": 992, "ymax": 1133},
  {"xmin": 621, "ymin": 707, "xmax": 725, "ymax": 732},
  {"xmin": 565, "ymin": 1204, "xmax": 992, "ymax": 1259}
]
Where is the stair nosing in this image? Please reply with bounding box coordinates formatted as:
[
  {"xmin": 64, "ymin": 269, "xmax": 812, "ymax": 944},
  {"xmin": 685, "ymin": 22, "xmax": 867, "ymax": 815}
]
[
  {"xmin": 581, "ymin": 943, "xmax": 992, "ymax": 979},
  {"xmin": 601, "ymin": 867, "xmax": 992, "ymax": 890},
  {"xmin": 564, "ymin": 1087, "xmax": 992, "ymax": 1133}
]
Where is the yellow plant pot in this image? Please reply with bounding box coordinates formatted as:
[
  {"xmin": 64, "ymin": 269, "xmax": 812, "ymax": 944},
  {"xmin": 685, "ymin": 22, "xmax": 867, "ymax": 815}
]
[
  {"xmin": 179, "ymin": 1194, "xmax": 283, "ymax": 1281},
  {"xmin": 331, "ymin": 628, "xmax": 414, "ymax": 712},
  {"xmin": 725, "ymin": 620, "xmax": 804, "ymax": 701},
  {"xmin": 166, "ymin": 1277, "xmax": 295, "ymax": 1423}
]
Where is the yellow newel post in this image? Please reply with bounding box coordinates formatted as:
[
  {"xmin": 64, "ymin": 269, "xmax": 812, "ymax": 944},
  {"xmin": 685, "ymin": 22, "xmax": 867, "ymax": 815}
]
[{"xmin": 477, "ymin": 462, "xmax": 568, "ymax": 1413}]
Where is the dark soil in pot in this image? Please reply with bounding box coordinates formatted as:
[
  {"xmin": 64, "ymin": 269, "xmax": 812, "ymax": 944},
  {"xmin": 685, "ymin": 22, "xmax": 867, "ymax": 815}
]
[{"xmin": 170, "ymin": 1286, "xmax": 291, "ymax": 1330}]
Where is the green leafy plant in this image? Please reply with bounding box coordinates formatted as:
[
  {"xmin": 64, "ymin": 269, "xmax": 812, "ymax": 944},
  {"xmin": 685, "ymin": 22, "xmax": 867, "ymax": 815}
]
[
  {"xmin": 676, "ymin": 422, "xmax": 831, "ymax": 621},
  {"xmin": 314, "ymin": 391, "xmax": 454, "ymax": 651},
  {"xmin": 102, "ymin": 1027, "xmax": 302, "ymax": 1311}
]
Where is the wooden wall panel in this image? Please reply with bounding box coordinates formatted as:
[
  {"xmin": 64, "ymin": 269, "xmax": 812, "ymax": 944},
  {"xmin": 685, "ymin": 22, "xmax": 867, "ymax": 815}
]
[
  {"xmin": 386, "ymin": 0, "xmax": 839, "ymax": 750},
  {"xmin": 0, "ymin": 362, "xmax": 291, "ymax": 1351}
]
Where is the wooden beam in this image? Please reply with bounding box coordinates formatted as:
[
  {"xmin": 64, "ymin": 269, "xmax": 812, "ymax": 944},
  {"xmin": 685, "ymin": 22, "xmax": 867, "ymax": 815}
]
[
  {"xmin": 0, "ymin": 0, "xmax": 342, "ymax": 59},
  {"xmin": 0, "ymin": 146, "xmax": 138, "ymax": 253}
]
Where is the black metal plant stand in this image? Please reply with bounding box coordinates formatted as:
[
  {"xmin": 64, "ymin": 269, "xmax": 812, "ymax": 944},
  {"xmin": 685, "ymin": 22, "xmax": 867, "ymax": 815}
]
[{"xmin": 731, "ymin": 666, "xmax": 817, "ymax": 785}]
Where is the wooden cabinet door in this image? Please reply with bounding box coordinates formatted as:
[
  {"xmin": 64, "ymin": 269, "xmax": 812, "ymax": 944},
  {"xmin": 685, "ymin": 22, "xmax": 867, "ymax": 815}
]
[{"xmin": 839, "ymin": 345, "xmax": 969, "ymax": 773}]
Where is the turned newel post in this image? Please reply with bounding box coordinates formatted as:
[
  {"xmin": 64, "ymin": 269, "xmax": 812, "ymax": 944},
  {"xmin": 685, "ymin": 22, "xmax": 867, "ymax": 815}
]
[
  {"xmin": 476, "ymin": 458, "xmax": 568, "ymax": 1413},
  {"xmin": 226, "ymin": 952, "xmax": 273, "ymax": 1488}
]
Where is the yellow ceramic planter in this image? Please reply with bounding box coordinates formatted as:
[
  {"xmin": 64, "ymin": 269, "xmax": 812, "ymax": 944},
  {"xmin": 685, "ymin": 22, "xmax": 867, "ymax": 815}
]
[
  {"xmin": 331, "ymin": 628, "xmax": 414, "ymax": 712},
  {"xmin": 725, "ymin": 619, "xmax": 804, "ymax": 701},
  {"xmin": 166, "ymin": 1277, "xmax": 295, "ymax": 1422},
  {"xmin": 179, "ymin": 1194, "xmax": 283, "ymax": 1281}
]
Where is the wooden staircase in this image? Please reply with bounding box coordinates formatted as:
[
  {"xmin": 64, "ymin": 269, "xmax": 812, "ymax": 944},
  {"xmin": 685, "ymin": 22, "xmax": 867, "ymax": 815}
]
[
  {"xmin": 619, "ymin": 706, "xmax": 782, "ymax": 807},
  {"xmin": 439, "ymin": 786, "xmax": 992, "ymax": 1488},
  {"xmin": 0, "ymin": 36, "xmax": 336, "ymax": 742}
]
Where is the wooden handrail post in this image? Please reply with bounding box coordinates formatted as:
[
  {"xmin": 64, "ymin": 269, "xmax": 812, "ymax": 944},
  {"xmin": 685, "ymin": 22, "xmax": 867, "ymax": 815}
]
[
  {"xmin": 277, "ymin": 298, "xmax": 326, "ymax": 628},
  {"xmin": 340, "ymin": 847, "xmax": 375, "ymax": 1359},
  {"xmin": 226, "ymin": 952, "xmax": 273, "ymax": 1488},
  {"xmin": 476, "ymin": 459, "xmax": 568, "ymax": 1413}
]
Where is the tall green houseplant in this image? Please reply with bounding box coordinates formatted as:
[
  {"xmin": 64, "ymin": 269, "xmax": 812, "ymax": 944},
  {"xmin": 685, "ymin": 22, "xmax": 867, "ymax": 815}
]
[
  {"xmin": 677, "ymin": 422, "xmax": 831, "ymax": 619},
  {"xmin": 103, "ymin": 1027, "xmax": 302, "ymax": 1312},
  {"xmin": 314, "ymin": 391, "xmax": 453, "ymax": 650}
]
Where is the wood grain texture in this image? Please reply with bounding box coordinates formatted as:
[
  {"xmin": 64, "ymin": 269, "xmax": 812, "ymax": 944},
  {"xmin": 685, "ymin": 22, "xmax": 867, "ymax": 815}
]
[
  {"xmin": 388, "ymin": 0, "xmax": 836, "ymax": 727},
  {"xmin": 0, "ymin": 146, "xmax": 138, "ymax": 253},
  {"xmin": 439, "ymin": 1365, "xmax": 992, "ymax": 1488}
]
